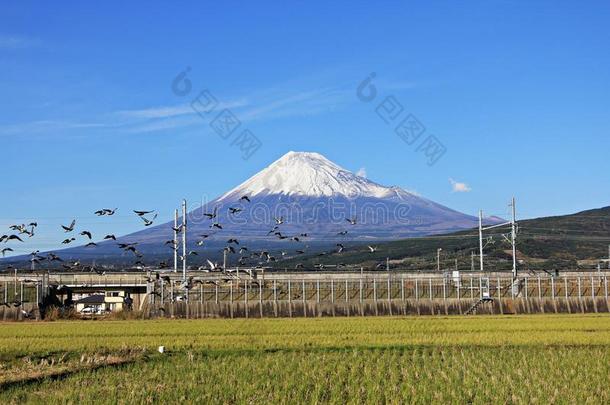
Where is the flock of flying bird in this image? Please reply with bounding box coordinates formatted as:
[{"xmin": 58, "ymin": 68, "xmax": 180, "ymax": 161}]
[{"xmin": 1, "ymin": 194, "xmax": 381, "ymax": 276}]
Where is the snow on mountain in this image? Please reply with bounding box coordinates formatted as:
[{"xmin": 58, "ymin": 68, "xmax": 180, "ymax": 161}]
[{"xmin": 219, "ymin": 151, "xmax": 397, "ymax": 199}]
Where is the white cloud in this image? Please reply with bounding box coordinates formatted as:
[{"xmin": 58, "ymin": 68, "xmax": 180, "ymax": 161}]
[
  {"xmin": 449, "ymin": 178, "xmax": 472, "ymax": 193},
  {"xmin": 356, "ymin": 167, "xmax": 367, "ymax": 178}
]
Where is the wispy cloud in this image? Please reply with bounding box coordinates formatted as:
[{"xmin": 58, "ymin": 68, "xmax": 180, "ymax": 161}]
[
  {"xmin": 0, "ymin": 35, "xmax": 40, "ymax": 49},
  {"xmin": 115, "ymin": 99, "xmax": 248, "ymax": 120},
  {"xmin": 449, "ymin": 178, "xmax": 472, "ymax": 193},
  {"xmin": 0, "ymin": 78, "xmax": 357, "ymax": 137}
]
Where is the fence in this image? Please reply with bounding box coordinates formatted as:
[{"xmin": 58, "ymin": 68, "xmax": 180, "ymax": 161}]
[
  {"xmin": 2, "ymin": 274, "xmax": 610, "ymax": 320},
  {"xmin": 148, "ymin": 275, "xmax": 610, "ymax": 304}
]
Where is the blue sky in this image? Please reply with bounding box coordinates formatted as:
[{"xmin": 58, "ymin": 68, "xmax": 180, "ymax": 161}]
[{"xmin": 1, "ymin": 1, "xmax": 610, "ymax": 253}]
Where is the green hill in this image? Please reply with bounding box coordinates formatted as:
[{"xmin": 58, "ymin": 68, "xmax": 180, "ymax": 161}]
[{"xmin": 276, "ymin": 206, "xmax": 610, "ymax": 272}]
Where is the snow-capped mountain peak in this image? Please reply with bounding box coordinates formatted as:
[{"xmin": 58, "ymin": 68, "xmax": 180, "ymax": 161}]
[{"xmin": 220, "ymin": 151, "xmax": 400, "ymax": 199}]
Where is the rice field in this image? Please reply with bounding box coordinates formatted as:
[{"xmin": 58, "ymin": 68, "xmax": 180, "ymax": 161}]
[{"xmin": 1, "ymin": 315, "xmax": 610, "ymax": 403}]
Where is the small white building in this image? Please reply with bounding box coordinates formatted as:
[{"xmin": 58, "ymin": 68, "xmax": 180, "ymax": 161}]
[{"xmin": 75, "ymin": 291, "xmax": 130, "ymax": 314}]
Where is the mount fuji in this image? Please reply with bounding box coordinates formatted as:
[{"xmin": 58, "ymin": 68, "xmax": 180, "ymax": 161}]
[{"xmin": 7, "ymin": 151, "xmax": 497, "ymax": 263}]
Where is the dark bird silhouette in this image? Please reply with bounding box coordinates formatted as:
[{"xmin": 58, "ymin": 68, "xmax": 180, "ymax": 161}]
[
  {"xmin": 47, "ymin": 253, "xmax": 63, "ymax": 262},
  {"xmin": 1, "ymin": 248, "xmax": 13, "ymax": 257},
  {"xmin": 227, "ymin": 238, "xmax": 239, "ymax": 245},
  {"xmin": 95, "ymin": 208, "xmax": 116, "ymax": 216},
  {"xmin": 239, "ymin": 195, "xmax": 251, "ymax": 203},
  {"xmin": 346, "ymin": 217, "xmax": 357, "ymax": 225},
  {"xmin": 80, "ymin": 231, "xmax": 93, "ymax": 239},
  {"xmin": 6, "ymin": 235, "xmax": 24, "ymax": 242},
  {"xmin": 211, "ymin": 223, "xmax": 223, "ymax": 230},
  {"xmin": 85, "ymin": 242, "xmax": 97, "ymax": 248},
  {"xmin": 204, "ymin": 207, "xmax": 218, "ymax": 219},
  {"xmin": 336, "ymin": 243, "xmax": 345, "ymax": 253},
  {"xmin": 61, "ymin": 238, "xmax": 76, "ymax": 244},
  {"xmin": 103, "ymin": 234, "xmax": 116, "ymax": 241},
  {"xmin": 61, "ymin": 220, "xmax": 76, "ymax": 232},
  {"xmin": 228, "ymin": 207, "xmax": 242, "ymax": 214},
  {"xmin": 134, "ymin": 210, "xmax": 154, "ymax": 216},
  {"xmin": 117, "ymin": 243, "xmax": 138, "ymax": 249},
  {"xmin": 337, "ymin": 230, "xmax": 348, "ymax": 236}
]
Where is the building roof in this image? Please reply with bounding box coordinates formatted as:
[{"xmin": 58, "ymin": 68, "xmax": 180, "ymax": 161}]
[{"xmin": 75, "ymin": 295, "xmax": 105, "ymax": 304}]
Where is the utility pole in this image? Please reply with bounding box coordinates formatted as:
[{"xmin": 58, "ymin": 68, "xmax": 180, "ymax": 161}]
[
  {"xmin": 223, "ymin": 249, "xmax": 227, "ymax": 272},
  {"xmin": 478, "ymin": 198, "xmax": 518, "ymax": 276},
  {"xmin": 471, "ymin": 251, "xmax": 475, "ymax": 272},
  {"xmin": 479, "ymin": 210, "xmax": 484, "ymax": 272},
  {"xmin": 510, "ymin": 197, "xmax": 518, "ymax": 279},
  {"xmin": 436, "ymin": 249, "xmax": 440, "ymax": 272},
  {"xmin": 173, "ymin": 209, "xmax": 178, "ymax": 273},
  {"xmin": 386, "ymin": 257, "xmax": 389, "ymax": 271},
  {"xmin": 182, "ymin": 199, "xmax": 187, "ymax": 281}
]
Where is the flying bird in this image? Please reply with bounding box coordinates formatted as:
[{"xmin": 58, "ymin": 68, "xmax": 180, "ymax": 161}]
[
  {"xmin": 239, "ymin": 195, "xmax": 251, "ymax": 203},
  {"xmin": 346, "ymin": 217, "xmax": 357, "ymax": 225},
  {"xmin": 85, "ymin": 242, "xmax": 97, "ymax": 248},
  {"xmin": 204, "ymin": 207, "xmax": 218, "ymax": 219},
  {"xmin": 367, "ymin": 245, "xmax": 378, "ymax": 253},
  {"xmin": 61, "ymin": 220, "xmax": 76, "ymax": 232},
  {"xmin": 206, "ymin": 259, "xmax": 222, "ymax": 271},
  {"xmin": 134, "ymin": 210, "xmax": 155, "ymax": 216},
  {"xmin": 5, "ymin": 235, "xmax": 23, "ymax": 243},
  {"xmin": 140, "ymin": 213, "xmax": 158, "ymax": 227},
  {"xmin": 336, "ymin": 244, "xmax": 345, "ymax": 253},
  {"xmin": 1, "ymin": 248, "xmax": 13, "ymax": 257},
  {"xmin": 117, "ymin": 243, "xmax": 138, "ymax": 249},
  {"xmin": 337, "ymin": 230, "xmax": 348, "ymax": 236},
  {"xmin": 103, "ymin": 234, "xmax": 116, "ymax": 241},
  {"xmin": 62, "ymin": 238, "xmax": 76, "ymax": 244},
  {"xmin": 274, "ymin": 216, "xmax": 284, "ymax": 225},
  {"xmin": 80, "ymin": 231, "xmax": 92, "ymax": 240},
  {"xmin": 228, "ymin": 207, "xmax": 242, "ymax": 214}
]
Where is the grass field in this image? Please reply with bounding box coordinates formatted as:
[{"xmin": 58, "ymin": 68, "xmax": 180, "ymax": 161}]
[{"xmin": 1, "ymin": 315, "xmax": 610, "ymax": 403}]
